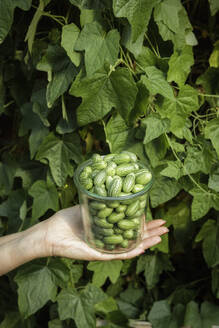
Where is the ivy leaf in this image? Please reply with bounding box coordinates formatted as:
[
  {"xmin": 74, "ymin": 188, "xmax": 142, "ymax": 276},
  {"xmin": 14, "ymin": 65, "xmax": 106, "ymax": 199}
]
[
  {"xmin": 195, "ymin": 219, "xmax": 215, "ymax": 243},
  {"xmin": 48, "ymin": 319, "xmax": 63, "ymax": 328},
  {"xmin": 75, "ymin": 22, "xmax": 120, "ymax": 76},
  {"xmin": 201, "ymin": 301, "xmax": 219, "ymax": 327},
  {"xmin": 47, "ymin": 258, "xmax": 70, "ymax": 289},
  {"xmin": 205, "ymin": 118, "xmax": 219, "ymax": 158},
  {"xmin": 154, "ymin": 0, "xmax": 197, "ymax": 49},
  {"xmin": 0, "ymin": 190, "xmax": 25, "ymax": 233},
  {"xmin": 183, "ymin": 143, "xmax": 214, "ymax": 175},
  {"xmin": 145, "ymin": 135, "xmax": 168, "ymax": 168},
  {"xmin": 160, "ymin": 161, "xmax": 184, "ymax": 180},
  {"xmin": 212, "ymin": 267, "xmax": 219, "ymax": 298},
  {"xmin": 14, "ymin": 264, "xmax": 57, "ymax": 318},
  {"xmin": 167, "ymin": 45, "xmax": 194, "ymax": 87},
  {"xmin": 150, "ymin": 174, "xmax": 181, "ymax": 208},
  {"xmin": 0, "ymin": 311, "xmax": 22, "ymax": 328},
  {"xmin": 36, "ymin": 133, "xmax": 83, "ymax": 186},
  {"xmin": 31, "ymin": 82, "xmax": 50, "ymax": 127},
  {"xmin": 121, "ymin": 25, "xmax": 144, "ymax": 57},
  {"xmin": 183, "ymin": 301, "xmax": 202, "ymax": 328},
  {"xmin": 19, "ymin": 103, "xmax": 49, "ymax": 159},
  {"xmin": 142, "ymin": 113, "xmax": 170, "ymax": 144},
  {"xmin": 28, "ymin": 180, "xmax": 59, "ymax": 220},
  {"xmin": 87, "ymin": 260, "xmax": 123, "ymax": 287},
  {"xmin": 209, "ymin": 41, "xmax": 219, "ymax": 68},
  {"xmin": 208, "ymin": 0, "xmax": 219, "ymax": 16},
  {"xmin": 104, "ymin": 113, "xmax": 135, "ymax": 153},
  {"xmin": 148, "ymin": 300, "xmax": 171, "ymax": 328},
  {"xmin": 158, "ymin": 85, "xmax": 199, "ymax": 138},
  {"xmin": 208, "ymin": 166, "xmax": 219, "ymax": 192},
  {"xmin": 46, "ymin": 61, "xmax": 77, "ymax": 108},
  {"xmin": 0, "ymin": 0, "xmax": 32, "ymax": 44},
  {"xmin": 189, "ymin": 188, "xmax": 218, "ymax": 221},
  {"xmin": 57, "ymin": 285, "xmax": 106, "ymax": 328},
  {"xmin": 136, "ymin": 254, "xmax": 174, "ymax": 289},
  {"xmin": 141, "ymin": 66, "xmax": 175, "ymax": 100},
  {"xmin": 70, "ymin": 67, "xmax": 138, "ymax": 126},
  {"xmin": 61, "ymin": 23, "xmax": 81, "ymax": 66},
  {"xmin": 0, "ymin": 159, "xmax": 17, "ymax": 196},
  {"xmin": 95, "ymin": 297, "xmax": 118, "ymax": 315},
  {"xmin": 113, "ymin": 0, "xmax": 159, "ymax": 42},
  {"xmin": 136, "ymin": 47, "xmax": 157, "ymax": 71},
  {"xmin": 202, "ymin": 219, "xmax": 219, "ymax": 267}
]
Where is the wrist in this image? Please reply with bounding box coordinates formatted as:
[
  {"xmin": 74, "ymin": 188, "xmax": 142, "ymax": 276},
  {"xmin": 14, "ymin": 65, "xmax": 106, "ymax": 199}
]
[{"xmin": 19, "ymin": 221, "xmax": 51, "ymax": 261}]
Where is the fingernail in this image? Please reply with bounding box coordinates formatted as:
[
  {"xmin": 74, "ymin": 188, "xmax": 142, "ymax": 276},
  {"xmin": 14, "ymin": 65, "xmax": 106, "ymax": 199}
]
[
  {"xmin": 160, "ymin": 219, "xmax": 166, "ymax": 224},
  {"xmin": 162, "ymin": 227, "xmax": 169, "ymax": 233},
  {"xmin": 155, "ymin": 236, "xmax": 162, "ymax": 243}
]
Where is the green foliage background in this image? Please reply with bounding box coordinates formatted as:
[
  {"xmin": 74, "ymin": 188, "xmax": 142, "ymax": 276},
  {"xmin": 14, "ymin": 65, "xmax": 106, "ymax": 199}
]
[{"xmin": 0, "ymin": 0, "xmax": 219, "ymax": 327}]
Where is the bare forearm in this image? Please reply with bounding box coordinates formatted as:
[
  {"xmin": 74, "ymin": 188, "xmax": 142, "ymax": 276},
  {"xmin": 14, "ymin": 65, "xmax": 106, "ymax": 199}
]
[
  {"xmin": 0, "ymin": 232, "xmax": 23, "ymax": 246},
  {"xmin": 0, "ymin": 222, "xmax": 49, "ymax": 276}
]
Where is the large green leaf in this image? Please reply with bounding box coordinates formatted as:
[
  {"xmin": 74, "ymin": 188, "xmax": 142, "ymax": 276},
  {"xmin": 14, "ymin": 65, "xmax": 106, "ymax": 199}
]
[
  {"xmin": 61, "ymin": 23, "xmax": 81, "ymax": 66},
  {"xmin": 75, "ymin": 22, "xmax": 120, "ymax": 76},
  {"xmin": 19, "ymin": 103, "xmax": 49, "ymax": 159},
  {"xmin": 104, "ymin": 113, "xmax": 135, "ymax": 153},
  {"xmin": 145, "ymin": 135, "xmax": 168, "ymax": 168},
  {"xmin": 158, "ymin": 84, "xmax": 199, "ymax": 138},
  {"xmin": 14, "ymin": 264, "xmax": 57, "ymax": 318},
  {"xmin": 0, "ymin": 159, "xmax": 16, "ymax": 196},
  {"xmin": 154, "ymin": 0, "xmax": 197, "ymax": 48},
  {"xmin": 201, "ymin": 301, "xmax": 219, "ymax": 327},
  {"xmin": 142, "ymin": 113, "xmax": 170, "ymax": 144},
  {"xmin": 113, "ymin": 0, "xmax": 159, "ymax": 42},
  {"xmin": 150, "ymin": 174, "xmax": 181, "ymax": 208},
  {"xmin": 212, "ymin": 267, "xmax": 219, "ymax": 298},
  {"xmin": 148, "ymin": 300, "xmax": 171, "ymax": 328},
  {"xmin": 87, "ymin": 260, "xmax": 123, "ymax": 287},
  {"xmin": 0, "ymin": 0, "xmax": 32, "ymax": 44},
  {"xmin": 202, "ymin": 220, "xmax": 219, "ymax": 267},
  {"xmin": 0, "ymin": 312, "xmax": 22, "ymax": 328},
  {"xmin": 183, "ymin": 301, "xmax": 202, "ymax": 328},
  {"xmin": 57, "ymin": 285, "xmax": 106, "ymax": 328},
  {"xmin": 167, "ymin": 45, "xmax": 194, "ymax": 87},
  {"xmin": 141, "ymin": 66, "xmax": 174, "ymax": 100},
  {"xmin": 0, "ymin": 190, "xmax": 25, "ymax": 232},
  {"xmin": 205, "ymin": 118, "xmax": 219, "ymax": 158},
  {"xmin": 183, "ymin": 143, "xmax": 214, "ymax": 175},
  {"xmin": 160, "ymin": 161, "xmax": 184, "ymax": 180},
  {"xmin": 189, "ymin": 188, "xmax": 219, "ymax": 221},
  {"xmin": 36, "ymin": 133, "xmax": 83, "ymax": 186},
  {"xmin": 46, "ymin": 61, "xmax": 77, "ymax": 108},
  {"xmin": 136, "ymin": 254, "xmax": 174, "ymax": 289},
  {"xmin": 70, "ymin": 67, "xmax": 138, "ymax": 126},
  {"xmin": 208, "ymin": 166, "xmax": 219, "ymax": 192},
  {"xmin": 28, "ymin": 179, "xmax": 59, "ymax": 220},
  {"xmin": 208, "ymin": 0, "xmax": 219, "ymax": 15}
]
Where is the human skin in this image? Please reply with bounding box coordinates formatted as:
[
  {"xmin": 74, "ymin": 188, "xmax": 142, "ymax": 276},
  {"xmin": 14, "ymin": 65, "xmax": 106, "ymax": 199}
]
[{"xmin": 0, "ymin": 205, "xmax": 168, "ymax": 276}]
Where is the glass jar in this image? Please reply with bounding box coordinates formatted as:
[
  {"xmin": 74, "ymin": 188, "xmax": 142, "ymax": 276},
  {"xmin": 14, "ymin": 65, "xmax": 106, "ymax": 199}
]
[{"xmin": 74, "ymin": 158, "xmax": 153, "ymax": 254}]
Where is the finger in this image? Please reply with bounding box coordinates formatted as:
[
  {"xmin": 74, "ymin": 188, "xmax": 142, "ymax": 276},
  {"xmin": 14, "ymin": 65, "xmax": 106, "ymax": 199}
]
[
  {"xmin": 142, "ymin": 226, "xmax": 169, "ymax": 239},
  {"xmin": 95, "ymin": 236, "xmax": 162, "ymax": 261},
  {"xmin": 145, "ymin": 219, "xmax": 166, "ymax": 230}
]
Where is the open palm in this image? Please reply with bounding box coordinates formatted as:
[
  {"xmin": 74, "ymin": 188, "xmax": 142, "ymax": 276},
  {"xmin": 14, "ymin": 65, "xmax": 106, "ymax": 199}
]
[{"xmin": 45, "ymin": 205, "xmax": 168, "ymax": 261}]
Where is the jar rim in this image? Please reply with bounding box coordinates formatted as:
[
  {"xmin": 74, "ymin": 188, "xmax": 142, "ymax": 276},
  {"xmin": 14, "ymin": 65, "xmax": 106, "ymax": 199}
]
[{"xmin": 74, "ymin": 156, "xmax": 154, "ymax": 201}]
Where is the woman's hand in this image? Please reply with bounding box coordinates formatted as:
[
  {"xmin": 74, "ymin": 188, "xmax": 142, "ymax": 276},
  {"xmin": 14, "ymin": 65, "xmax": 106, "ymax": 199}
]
[
  {"xmin": 0, "ymin": 205, "xmax": 168, "ymax": 276},
  {"xmin": 44, "ymin": 205, "xmax": 168, "ymax": 261}
]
